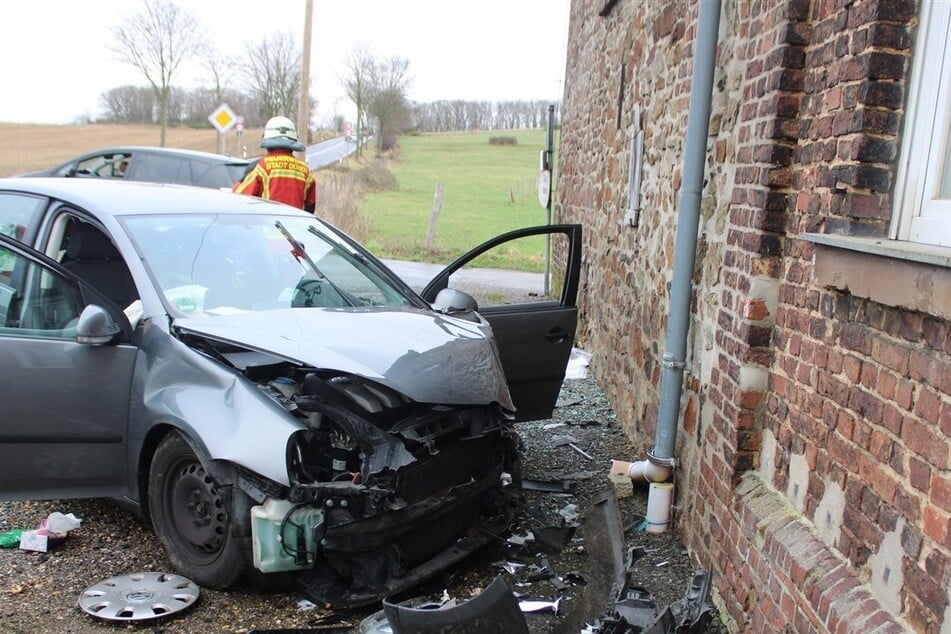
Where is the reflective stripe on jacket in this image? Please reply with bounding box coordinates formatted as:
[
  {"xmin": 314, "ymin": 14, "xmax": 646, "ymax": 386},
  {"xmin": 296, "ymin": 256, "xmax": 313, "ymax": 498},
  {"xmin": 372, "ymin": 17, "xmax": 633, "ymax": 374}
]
[{"xmin": 234, "ymin": 150, "xmax": 317, "ymax": 211}]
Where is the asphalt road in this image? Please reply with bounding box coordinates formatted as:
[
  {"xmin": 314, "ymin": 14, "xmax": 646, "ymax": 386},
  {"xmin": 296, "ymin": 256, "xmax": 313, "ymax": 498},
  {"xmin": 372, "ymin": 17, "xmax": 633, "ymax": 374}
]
[
  {"xmin": 306, "ymin": 136, "xmax": 361, "ymax": 170},
  {"xmin": 384, "ymin": 259, "xmax": 547, "ymax": 296}
]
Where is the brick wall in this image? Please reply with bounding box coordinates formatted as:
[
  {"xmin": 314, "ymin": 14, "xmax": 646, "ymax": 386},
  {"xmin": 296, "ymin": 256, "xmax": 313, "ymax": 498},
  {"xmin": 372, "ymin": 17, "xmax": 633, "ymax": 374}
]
[{"xmin": 557, "ymin": 0, "xmax": 946, "ymax": 631}]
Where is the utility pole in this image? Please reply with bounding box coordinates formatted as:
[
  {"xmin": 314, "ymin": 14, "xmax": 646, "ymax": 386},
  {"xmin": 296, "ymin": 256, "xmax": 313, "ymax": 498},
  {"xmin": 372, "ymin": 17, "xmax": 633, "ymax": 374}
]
[{"xmin": 296, "ymin": 0, "xmax": 314, "ymax": 160}]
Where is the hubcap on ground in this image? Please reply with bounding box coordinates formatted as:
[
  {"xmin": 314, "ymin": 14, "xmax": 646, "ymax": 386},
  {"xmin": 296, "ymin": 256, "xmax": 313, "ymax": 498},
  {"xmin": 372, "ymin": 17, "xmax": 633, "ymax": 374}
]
[{"xmin": 79, "ymin": 572, "xmax": 199, "ymax": 622}]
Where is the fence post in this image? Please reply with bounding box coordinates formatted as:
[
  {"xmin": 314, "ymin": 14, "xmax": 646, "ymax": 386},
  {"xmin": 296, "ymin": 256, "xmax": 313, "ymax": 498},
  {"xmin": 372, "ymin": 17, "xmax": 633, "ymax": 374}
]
[{"xmin": 426, "ymin": 183, "xmax": 443, "ymax": 248}]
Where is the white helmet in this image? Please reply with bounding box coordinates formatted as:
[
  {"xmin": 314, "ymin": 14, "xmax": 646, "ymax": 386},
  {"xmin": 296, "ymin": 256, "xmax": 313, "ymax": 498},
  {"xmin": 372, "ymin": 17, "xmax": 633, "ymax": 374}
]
[{"xmin": 261, "ymin": 116, "xmax": 305, "ymax": 151}]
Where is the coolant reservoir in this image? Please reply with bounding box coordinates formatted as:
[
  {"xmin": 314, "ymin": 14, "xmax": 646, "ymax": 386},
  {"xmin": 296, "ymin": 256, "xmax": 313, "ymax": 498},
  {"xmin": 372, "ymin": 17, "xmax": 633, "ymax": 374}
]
[{"xmin": 251, "ymin": 499, "xmax": 324, "ymax": 573}]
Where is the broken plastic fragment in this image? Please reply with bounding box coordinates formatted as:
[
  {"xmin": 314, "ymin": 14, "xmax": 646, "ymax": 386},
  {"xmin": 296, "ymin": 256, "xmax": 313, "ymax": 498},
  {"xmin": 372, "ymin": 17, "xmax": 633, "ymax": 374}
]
[
  {"xmin": 0, "ymin": 529, "xmax": 24, "ymax": 548},
  {"xmin": 518, "ymin": 596, "xmax": 561, "ymax": 614},
  {"xmin": 38, "ymin": 512, "xmax": 82, "ymax": 537},
  {"xmin": 496, "ymin": 561, "xmax": 526, "ymax": 575}
]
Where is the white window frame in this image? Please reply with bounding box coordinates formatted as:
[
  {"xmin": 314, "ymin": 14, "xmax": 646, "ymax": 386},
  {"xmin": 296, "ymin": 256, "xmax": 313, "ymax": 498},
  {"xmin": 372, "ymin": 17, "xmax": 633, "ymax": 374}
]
[{"xmin": 891, "ymin": 1, "xmax": 951, "ymax": 247}]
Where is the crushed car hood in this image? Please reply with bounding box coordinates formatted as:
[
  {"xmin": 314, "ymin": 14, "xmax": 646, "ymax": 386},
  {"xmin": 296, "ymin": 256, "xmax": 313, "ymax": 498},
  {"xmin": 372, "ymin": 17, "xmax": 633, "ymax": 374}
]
[{"xmin": 174, "ymin": 306, "xmax": 515, "ymax": 410}]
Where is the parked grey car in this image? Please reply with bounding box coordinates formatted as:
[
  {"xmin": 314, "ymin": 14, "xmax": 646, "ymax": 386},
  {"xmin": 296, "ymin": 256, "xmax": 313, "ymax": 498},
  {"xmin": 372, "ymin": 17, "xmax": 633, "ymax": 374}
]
[
  {"xmin": 0, "ymin": 178, "xmax": 581, "ymax": 607},
  {"xmin": 21, "ymin": 146, "xmax": 250, "ymax": 190}
]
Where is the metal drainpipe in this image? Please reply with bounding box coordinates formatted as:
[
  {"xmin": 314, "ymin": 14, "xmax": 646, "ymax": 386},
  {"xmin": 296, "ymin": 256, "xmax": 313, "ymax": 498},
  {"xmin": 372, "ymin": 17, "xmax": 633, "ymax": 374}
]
[
  {"xmin": 652, "ymin": 0, "xmax": 722, "ymax": 466},
  {"xmin": 615, "ymin": 0, "xmax": 722, "ymax": 532}
]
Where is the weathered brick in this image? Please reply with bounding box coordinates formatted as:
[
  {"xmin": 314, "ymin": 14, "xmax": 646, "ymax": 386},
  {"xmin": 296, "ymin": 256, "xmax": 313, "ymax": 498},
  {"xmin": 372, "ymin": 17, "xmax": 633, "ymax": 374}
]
[
  {"xmin": 932, "ymin": 476, "xmax": 951, "ymax": 512},
  {"xmin": 923, "ymin": 505, "xmax": 949, "ymax": 546},
  {"xmin": 909, "ymin": 457, "xmax": 932, "ymax": 492},
  {"xmin": 901, "ymin": 417, "xmax": 949, "ymax": 467},
  {"xmin": 903, "ymin": 562, "xmax": 946, "ymax": 623},
  {"xmin": 914, "ymin": 388, "xmax": 942, "ymax": 425}
]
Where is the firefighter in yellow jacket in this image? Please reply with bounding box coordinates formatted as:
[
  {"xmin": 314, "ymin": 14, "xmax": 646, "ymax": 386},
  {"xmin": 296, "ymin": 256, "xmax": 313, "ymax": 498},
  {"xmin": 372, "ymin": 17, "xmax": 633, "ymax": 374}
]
[{"xmin": 234, "ymin": 116, "xmax": 317, "ymax": 213}]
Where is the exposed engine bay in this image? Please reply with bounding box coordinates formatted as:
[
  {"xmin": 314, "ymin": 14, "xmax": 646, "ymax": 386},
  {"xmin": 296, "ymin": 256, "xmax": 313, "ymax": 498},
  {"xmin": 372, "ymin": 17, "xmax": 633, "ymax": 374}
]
[{"xmin": 195, "ymin": 336, "xmax": 524, "ymax": 608}]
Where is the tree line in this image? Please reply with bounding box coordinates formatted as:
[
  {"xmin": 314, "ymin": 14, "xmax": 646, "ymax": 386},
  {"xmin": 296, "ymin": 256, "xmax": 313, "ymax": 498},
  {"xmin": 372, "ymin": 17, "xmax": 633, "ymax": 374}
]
[
  {"xmin": 98, "ymin": 85, "xmax": 558, "ymax": 135},
  {"xmin": 106, "ymin": 0, "xmax": 559, "ymax": 150}
]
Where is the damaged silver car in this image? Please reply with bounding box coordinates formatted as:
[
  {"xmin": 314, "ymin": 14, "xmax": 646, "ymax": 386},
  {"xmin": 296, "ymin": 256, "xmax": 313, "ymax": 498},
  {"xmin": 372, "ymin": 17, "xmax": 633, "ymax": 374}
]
[{"xmin": 0, "ymin": 178, "xmax": 581, "ymax": 607}]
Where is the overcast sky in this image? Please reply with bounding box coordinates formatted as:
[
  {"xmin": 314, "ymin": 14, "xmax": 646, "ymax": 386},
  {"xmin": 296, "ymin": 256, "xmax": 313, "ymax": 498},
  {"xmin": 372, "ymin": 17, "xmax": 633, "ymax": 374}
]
[{"xmin": 0, "ymin": 0, "xmax": 570, "ymax": 126}]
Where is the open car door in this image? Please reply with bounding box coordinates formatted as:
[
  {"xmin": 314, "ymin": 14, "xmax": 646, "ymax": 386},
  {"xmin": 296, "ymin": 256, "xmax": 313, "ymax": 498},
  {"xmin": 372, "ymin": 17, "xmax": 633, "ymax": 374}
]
[{"xmin": 421, "ymin": 224, "xmax": 582, "ymax": 421}]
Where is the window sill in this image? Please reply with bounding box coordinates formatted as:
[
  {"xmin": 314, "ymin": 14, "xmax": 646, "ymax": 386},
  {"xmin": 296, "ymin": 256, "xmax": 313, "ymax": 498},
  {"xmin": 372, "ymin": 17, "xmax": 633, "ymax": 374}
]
[{"xmin": 801, "ymin": 233, "xmax": 951, "ymax": 319}]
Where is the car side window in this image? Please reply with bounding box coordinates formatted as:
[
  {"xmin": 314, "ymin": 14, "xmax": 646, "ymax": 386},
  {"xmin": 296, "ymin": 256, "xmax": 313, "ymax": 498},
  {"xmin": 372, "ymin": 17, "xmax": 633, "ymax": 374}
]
[
  {"xmin": 0, "ymin": 244, "xmax": 83, "ymax": 338},
  {"xmin": 71, "ymin": 153, "xmax": 131, "ymax": 178},
  {"xmin": 134, "ymin": 155, "xmax": 190, "ymax": 184},
  {"xmin": 193, "ymin": 163, "xmax": 231, "ymax": 188}
]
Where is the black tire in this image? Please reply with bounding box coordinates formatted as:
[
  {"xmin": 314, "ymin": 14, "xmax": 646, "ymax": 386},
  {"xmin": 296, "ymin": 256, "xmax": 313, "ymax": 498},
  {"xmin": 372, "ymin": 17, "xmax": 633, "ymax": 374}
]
[{"xmin": 148, "ymin": 432, "xmax": 247, "ymax": 588}]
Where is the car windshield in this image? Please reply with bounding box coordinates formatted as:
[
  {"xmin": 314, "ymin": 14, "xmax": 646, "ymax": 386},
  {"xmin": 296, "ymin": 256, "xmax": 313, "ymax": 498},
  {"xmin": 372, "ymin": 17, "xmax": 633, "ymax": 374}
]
[{"xmin": 123, "ymin": 213, "xmax": 413, "ymax": 317}]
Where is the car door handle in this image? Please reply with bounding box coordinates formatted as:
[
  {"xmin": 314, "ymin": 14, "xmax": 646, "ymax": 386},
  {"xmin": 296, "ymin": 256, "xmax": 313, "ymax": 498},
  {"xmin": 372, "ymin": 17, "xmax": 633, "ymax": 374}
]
[{"xmin": 545, "ymin": 328, "xmax": 568, "ymax": 344}]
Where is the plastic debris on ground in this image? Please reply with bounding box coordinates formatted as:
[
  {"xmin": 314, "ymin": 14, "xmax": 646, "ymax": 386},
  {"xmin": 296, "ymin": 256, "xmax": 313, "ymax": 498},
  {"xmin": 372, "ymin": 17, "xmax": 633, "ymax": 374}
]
[
  {"xmin": 565, "ymin": 347, "xmax": 592, "ymax": 379},
  {"xmin": 0, "ymin": 529, "xmax": 24, "ymax": 548},
  {"xmin": 359, "ymin": 575, "xmax": 529, "ymax": 633},
  {"xmin": 19, "ymin": 512, "xmax": 82, "ymax": 552}
]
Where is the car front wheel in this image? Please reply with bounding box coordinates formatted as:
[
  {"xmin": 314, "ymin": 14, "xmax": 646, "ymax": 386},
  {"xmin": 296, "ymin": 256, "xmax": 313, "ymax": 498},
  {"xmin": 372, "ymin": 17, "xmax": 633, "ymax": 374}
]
[{"xmin": 148, "ymin": 432, "xmax": 246, "ymax": 588}]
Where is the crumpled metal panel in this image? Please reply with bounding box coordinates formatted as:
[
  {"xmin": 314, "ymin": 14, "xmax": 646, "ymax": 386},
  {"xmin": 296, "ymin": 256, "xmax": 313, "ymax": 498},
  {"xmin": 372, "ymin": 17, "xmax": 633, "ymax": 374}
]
[
  {"xmin": 132, "ymin": 322, "xmax": 303, "ymax": 486},
  {"xmin": 174, "ymin": 306, "xmax": 515, "ymax": 411}
]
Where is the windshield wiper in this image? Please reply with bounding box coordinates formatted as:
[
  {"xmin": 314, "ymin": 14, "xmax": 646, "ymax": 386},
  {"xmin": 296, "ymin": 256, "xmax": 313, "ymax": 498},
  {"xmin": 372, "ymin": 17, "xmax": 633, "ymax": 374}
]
[
  {"xmin": 275, "ymin": 220, "xmax": 354, "ymax": 306},
  {"xmin": 276, "ymin": 220, "xmax": 325, "ymax": 279}
]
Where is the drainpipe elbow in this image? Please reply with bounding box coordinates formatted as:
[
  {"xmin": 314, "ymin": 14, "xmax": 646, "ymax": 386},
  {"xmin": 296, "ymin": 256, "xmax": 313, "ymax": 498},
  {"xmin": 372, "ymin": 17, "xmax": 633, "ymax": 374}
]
[{"xmin": 610, "ymin": 459, "xmax": 673, "ymax": 483}]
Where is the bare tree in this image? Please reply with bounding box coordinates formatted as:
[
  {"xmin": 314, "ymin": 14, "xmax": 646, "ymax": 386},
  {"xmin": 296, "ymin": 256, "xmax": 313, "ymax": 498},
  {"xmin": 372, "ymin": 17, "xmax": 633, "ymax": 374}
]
[
  {"xmin": 242, "ymin": 31, "xmax": 302, "ymax": 123},
  {"xmin": 203, "ymin": 48, "xmax": 237, "ymax": 107},
  {"xmin": 367, "ymin": 55, "xmax": 412, "ymax": 154},
  {"xmin": 340, "ymin": 43, "xmax": 375, "ymax": 157},
  {"xmin": 100, "ymin": 85, "xmax": 156, "ymax": 123},
  {"xmin": 109, "ymin": 0, "xmax": 205, "ymax": 146}
]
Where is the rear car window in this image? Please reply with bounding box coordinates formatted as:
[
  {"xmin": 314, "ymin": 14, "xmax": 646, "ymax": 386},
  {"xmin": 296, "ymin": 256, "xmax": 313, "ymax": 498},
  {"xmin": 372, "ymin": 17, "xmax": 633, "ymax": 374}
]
[
  {"xmin": 193, "ymin": 162, "xmax": 246, "ymax": 189},
  {"xmin": 133, "ymin": 155, "xmax": 192, "ymax": 185}
]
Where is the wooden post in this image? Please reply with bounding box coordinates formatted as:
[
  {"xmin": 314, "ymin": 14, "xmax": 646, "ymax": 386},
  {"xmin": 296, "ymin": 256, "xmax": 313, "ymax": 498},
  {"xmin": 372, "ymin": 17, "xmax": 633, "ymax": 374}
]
[{"xmin": 426, "ymin": 183, "xmax": 443, "ymax": 248}]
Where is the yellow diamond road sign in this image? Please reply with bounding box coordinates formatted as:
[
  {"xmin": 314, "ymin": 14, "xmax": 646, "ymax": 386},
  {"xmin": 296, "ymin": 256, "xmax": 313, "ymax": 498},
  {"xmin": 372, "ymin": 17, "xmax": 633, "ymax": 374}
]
[{"xmin": 209, "ymin": 103, "xmax": 237, "ymax": 133}]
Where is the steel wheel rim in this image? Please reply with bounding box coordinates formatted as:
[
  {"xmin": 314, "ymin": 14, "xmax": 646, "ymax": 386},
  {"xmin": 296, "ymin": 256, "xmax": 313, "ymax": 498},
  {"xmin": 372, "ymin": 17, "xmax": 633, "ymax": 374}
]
[{"xmin": 167, "ymin": 458, "xmax": 228, "ymax": 561}]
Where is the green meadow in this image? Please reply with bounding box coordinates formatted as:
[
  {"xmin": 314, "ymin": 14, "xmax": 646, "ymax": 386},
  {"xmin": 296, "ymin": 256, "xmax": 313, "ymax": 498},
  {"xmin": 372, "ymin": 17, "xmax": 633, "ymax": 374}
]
[{"xmin": 359, "ymin": 130, "xmax": 558, "ymax": 271}]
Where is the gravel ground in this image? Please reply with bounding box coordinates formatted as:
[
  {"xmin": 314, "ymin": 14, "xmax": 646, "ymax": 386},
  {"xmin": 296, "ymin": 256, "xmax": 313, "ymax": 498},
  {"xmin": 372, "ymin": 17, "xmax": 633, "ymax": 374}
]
[{"xmin": 0, "ymin": 373, "xmax": 725, "ymax": 633}]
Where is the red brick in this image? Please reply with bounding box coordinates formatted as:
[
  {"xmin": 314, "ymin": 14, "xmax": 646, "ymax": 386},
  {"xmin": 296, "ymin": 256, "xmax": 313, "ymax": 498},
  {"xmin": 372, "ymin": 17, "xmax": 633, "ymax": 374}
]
[
  {"xmin": 909, "ymin": 457, "xmax": 932, "ymax": 492},
  {"xmin": 915, "ymin": 387, "xmax": 942, "ymax": 424},
  {"xmin": 871, "ymin": 339, "xmax": 910, "ymax": 374},
  {"xmin": 923, "ymin": 505, "xmax": 949, "ymax": 545},
  {"xmin": 843, "ymin": 355, "xmax": 862, "ymax": 382},
  {"xmin": 867, "ymin": 430, "xmax": 892, "ymax": 462},
  {"xmin": 744, "ymin": 298, "xmax": 771, "ymax": 320},
  {"xmin": 901, "ymin": 417, "xmax": 949, "ymax": 468},
  {"xmin": 881, "ymin": 403, "xmax": 903, "ymax": 436},
  {"xmin": 909, "ymin": 349, "xmax": 936, "ymax": 383},
  {"xmin": 896, "ymin": 379, "xmax": 915, "ymax": 410},
  {"xmin": 818, "ymin": 577, "xmax": 857, "ymax": 623},
  {"xmin": 859, "ymin": 362, "xmax": 878, "ymax": 390},
  {"xmin": 875, "ymin": 371, "xmax": 897, "ymax": 400},
  {"xmin": 932, "ymin": 475, "xmax": 951, "ymax": 512},
  {"xmin": 866, "ymin": 463, "xmax": 898, "ymax": 505},
  {"xmin": 738, "ymin": 389, "xmax": 764, "ymax": 410},
  {"xmin": 835, "ymin": 411, "xmax": 855, "ymax": 439}
]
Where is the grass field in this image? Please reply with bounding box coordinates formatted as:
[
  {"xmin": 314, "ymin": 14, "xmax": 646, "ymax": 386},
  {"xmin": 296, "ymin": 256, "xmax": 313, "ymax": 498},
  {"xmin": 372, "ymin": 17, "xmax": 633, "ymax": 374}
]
[
  {"xmin": 360, "ymin": 130, "xmax": 555, "ymax": 269},
  {"xmin": 0, "ymin": 123, "xmax": 267, "ymax": 177},
  {"xmin": 1, "ymin": 123, "xmax": 556, "ymax": 271}
]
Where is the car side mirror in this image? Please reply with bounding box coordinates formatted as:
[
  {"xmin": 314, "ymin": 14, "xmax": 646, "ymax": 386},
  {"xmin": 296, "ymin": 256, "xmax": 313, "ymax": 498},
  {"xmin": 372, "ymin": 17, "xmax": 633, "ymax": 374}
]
[
  {"xmin": 76, "ymin": 304, "xmax": 121, "ymax": 345},
  {"xmin": 432, "ymin": 288, "xmax": 479, "ymax": 320}
]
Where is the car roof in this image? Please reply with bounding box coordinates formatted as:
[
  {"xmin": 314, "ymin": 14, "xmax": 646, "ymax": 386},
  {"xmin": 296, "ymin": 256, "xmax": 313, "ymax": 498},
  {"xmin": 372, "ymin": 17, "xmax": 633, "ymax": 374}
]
[
  {"xmin": 0, "ymin": 177, "xmax": 306, "ymax": 218},
  {"xmin": 73, "ymin": 146, "xmax": 251, "ymax": 164}
]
